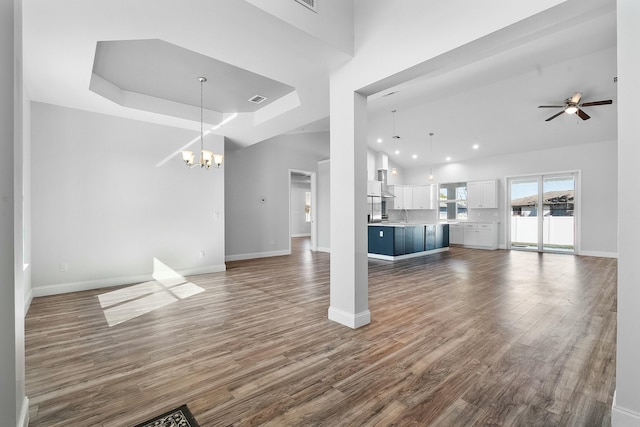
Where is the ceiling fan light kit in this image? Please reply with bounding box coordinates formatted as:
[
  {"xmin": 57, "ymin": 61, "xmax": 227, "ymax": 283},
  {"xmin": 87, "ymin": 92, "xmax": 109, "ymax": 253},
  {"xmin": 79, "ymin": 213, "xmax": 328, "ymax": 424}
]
[{"xmin": 538, "ymin": 91, "xmax": 612, "ymax": 122}]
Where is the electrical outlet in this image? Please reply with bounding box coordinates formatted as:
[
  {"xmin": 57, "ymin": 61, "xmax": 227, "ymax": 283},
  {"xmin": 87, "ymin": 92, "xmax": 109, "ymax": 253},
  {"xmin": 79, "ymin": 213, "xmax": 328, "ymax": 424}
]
[
  {"xmin": 59, "ymin": 263, "xmax": 68, "ymax": 272},
  {"xmin": 199, "ymin": 250, "xmax": 206, "ymax": 259}
]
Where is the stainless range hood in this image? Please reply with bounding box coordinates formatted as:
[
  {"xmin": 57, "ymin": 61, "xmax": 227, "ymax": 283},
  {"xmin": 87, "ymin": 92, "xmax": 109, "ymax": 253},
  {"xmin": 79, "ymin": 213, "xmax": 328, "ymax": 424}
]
[{"xmin": 377, "ymin": 169, "xmax": 395, "ymax": 198}]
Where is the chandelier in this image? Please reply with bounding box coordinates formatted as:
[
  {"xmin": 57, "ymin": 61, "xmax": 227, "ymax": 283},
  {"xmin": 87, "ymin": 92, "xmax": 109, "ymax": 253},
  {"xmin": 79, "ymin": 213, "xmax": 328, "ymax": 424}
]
[{"xmin": 181, "ymin": 77, "xmax": 223, "ymax": 169}]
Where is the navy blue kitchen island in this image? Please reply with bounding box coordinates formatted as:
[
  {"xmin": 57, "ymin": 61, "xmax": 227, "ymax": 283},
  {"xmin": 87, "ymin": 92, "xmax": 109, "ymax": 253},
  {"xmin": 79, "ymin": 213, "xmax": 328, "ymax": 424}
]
[{"xmin": 368, "ymin": 223, "xmax": 449, "ymax": 260}]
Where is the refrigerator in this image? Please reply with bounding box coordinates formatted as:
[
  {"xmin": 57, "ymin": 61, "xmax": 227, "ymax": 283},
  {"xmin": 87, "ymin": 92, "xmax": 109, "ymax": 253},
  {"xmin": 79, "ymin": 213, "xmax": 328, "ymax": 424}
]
[{"xmin": 368, "ymin": 196, "xmax": 382, "ymax": 223}]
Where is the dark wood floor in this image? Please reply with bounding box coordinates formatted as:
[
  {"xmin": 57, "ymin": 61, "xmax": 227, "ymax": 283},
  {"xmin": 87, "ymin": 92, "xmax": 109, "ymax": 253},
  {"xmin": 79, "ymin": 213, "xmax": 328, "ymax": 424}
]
[{"xmin": 25, "ymin": 238, "xmax": 617, "ymax": 426}]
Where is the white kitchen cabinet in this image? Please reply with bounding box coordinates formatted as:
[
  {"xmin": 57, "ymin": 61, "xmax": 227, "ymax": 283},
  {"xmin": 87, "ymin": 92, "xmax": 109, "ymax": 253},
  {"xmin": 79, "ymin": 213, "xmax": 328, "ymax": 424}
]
[
  {"xmin": 389, "ymin": 185, "xmax": 402, "ymax": 209},
  {"xmin": 402, "ymin": 186, "xmax": 413, "ymax": 209},
  {"xmin": 389, "ymin": 185, "xmax": 434, "ymax": 209},
  {"xmin": 460, "ymin": 222, "xmax": 498, "ymax": 249},
  {"xmin": 463, "ymin": 223, "xmax": 479, "ymax": 246},
  {"xmin": 367, "ymin": 180, "xmax": 382, "ymax": 197},
  {"xmin": 449, "ymin": 223, "xmax": 464, "ymax": 244},
  {"xmin": 468, "ymin": 179, "xmax": 498, "ymax": 209},
  {"xmin": 412, "ymin": 185, "xmax": 434, "ymax": 209},
  {"xmin": 389, "ymin": 185, "xmax": 412, "ymax": 209},
  {"xmin": 476, "ymin": 223, "xmax": 498, "ymax": 248}
]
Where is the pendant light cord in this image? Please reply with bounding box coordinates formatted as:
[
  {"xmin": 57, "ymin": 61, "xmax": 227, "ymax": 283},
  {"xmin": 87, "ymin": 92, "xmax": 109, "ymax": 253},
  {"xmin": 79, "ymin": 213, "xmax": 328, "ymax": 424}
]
[{"xmin": 200, "ymin": 77, "xmax": 204, "ymax": 153}]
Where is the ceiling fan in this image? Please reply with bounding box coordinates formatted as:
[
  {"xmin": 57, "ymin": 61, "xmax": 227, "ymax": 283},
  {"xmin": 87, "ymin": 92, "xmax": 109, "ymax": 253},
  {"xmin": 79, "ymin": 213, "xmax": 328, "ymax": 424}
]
[{"xmin": 538, "ymin": 92, "xmax": 612, "ymax": 122}]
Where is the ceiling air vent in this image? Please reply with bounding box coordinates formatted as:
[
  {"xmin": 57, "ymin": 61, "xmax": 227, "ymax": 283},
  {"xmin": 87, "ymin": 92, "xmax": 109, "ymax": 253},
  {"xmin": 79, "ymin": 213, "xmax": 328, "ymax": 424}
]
[
  {"xmin": 248, "ymin": 95, "xmax": 267, "ymax": 104},
  {"xmin": 295, "ymin": 0, "xmax": 317, "ymax": 13}
]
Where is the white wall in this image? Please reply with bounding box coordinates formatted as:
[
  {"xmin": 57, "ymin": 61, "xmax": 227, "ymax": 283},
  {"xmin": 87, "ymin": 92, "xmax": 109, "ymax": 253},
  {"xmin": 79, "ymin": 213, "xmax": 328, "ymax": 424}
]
[
  {"xmin": 245, "ymin": 0, "xmax": 353, "ymax": 56},
  {"xmin": 403, "ymin": 140, "xmax": 617, "ymax": 256},
  {"xmin": 30, "ymin": 102, "xmax": 226, "ymax": 295},
  {"xmin": 2, "ymin": 0, "xmax": 28, "ymax": 425},
  {"xmin": 22, "ymin": 86, "xmax": 31, "ymax": 311},
  {"xmin": 353, "ymin": 0, "xmax": 566, "ymax": 91},
  {"xmin": 614, "ymin": 0, "xmax": 640, "ymax": 424},
  {"xmin": 316, "ymin": 159, "xmax": 330, "ymax": 252},
  {"xmin": 290, "ymin": 181, "xmax": 311, "ymax": 236},
  {"xmin": 225, "ymin": 131, "xmax": 329, "ymax": 260}
]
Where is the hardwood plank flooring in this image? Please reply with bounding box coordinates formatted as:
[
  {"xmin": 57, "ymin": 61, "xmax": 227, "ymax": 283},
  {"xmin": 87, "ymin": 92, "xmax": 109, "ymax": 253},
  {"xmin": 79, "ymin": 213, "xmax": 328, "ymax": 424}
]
[{"xmin": 25, "ymin": 239, "xmax": 617, "ymax": 426}]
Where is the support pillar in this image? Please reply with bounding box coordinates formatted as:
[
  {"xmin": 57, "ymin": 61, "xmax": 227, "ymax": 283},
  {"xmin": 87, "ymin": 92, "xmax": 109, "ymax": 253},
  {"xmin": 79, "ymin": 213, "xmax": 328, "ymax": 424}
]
[
  {"xmin": 613, "ymin": 1, "xmax": 640, "ymax": 425},
  {"xmin": 327, "ymin": 67, "xmax": 370, "ymax": 329}
]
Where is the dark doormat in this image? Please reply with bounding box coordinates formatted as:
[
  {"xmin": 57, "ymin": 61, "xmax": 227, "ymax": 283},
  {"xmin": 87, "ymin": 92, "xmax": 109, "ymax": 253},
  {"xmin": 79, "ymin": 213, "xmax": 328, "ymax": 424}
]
[{"xmin": 133, "ymin": 404, "xmax": 200, "ymax": 427}]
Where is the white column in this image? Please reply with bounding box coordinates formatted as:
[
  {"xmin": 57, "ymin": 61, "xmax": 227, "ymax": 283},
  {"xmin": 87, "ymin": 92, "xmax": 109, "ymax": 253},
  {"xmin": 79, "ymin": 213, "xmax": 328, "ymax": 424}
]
[
  {"xmin": 328, "ymin": 67, "xmax": 370, "ymax": 329},
  {"xmin": 0, "ymin": 0, "xmax": 21, "ymax": 425},
  {"xmin": 613, "ymin": 0, "xmax": 640, "ymax": 425}
]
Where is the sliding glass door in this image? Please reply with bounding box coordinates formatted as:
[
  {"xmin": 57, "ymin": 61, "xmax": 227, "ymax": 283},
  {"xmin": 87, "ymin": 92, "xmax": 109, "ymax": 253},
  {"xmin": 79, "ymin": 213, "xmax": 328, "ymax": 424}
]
[
  {"xmin": 509, "ymin": 177, "xmax": 539, "ymax": 250},
  {"xmin": 509, "ymin": 173, "xmax": 577, "ymax": 253}
]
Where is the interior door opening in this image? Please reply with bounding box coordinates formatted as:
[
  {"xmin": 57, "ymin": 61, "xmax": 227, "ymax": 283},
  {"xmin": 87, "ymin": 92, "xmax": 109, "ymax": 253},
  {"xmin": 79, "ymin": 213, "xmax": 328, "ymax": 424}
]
[{"xmin": 289, "ymin": 170, "xmax": 317, "ymax": 252}]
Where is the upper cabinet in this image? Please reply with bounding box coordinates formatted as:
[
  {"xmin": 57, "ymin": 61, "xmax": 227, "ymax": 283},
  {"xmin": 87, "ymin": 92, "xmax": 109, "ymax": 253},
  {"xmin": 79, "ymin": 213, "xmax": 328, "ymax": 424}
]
[
  {"xmin": 367, "ymin": 180, "xmax": 382, "ymax": 197},
  {"xmin": 389, "ymin": 184, "xmax": 434, "ymax": 209},
  {"xmin": 468, "ymin": 179, "xmax": 498, "ymax": 209},
  {"xmin": 412, "ymin": 185, "xmax": 434, "ymax": 209}
]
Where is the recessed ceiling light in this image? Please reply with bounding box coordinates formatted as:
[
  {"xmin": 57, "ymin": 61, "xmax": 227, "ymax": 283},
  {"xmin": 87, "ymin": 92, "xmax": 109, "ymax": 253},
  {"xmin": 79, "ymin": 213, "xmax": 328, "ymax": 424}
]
[
  {"xmin": 446, "ymin": 156, "xmax": 451, "ymax": 161},
  {"xmin": 412, "ymin": 154, "xmax": 417, "ymax": 159},
  {"xmin": 395, "ymin": 150, "xmax": 400, "ymax": 155},
  {"xmin": 377, "ymin": 138, "xmax": 383, "ymax": 143},
  {"xmin": 472, "ymin": 144, "xmax": 479, "ymax": 149}
]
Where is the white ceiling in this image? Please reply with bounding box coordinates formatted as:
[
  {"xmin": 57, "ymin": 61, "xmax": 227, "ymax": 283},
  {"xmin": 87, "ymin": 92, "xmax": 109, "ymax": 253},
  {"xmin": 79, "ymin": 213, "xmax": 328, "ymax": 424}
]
[
  {"xmin": 23, "ymin": 1, "xmax": 617, "ymax": 166},
  {"xmin": 92, "ymin": 39, "xmax": 295, "ymax": 113},
  {"xmin": 23, "ymin": 0, "xmax": 350, "ymax": 148},
  {"xmin": 366, "ymin": 8, "xmax": 617, "ymax": 168}
]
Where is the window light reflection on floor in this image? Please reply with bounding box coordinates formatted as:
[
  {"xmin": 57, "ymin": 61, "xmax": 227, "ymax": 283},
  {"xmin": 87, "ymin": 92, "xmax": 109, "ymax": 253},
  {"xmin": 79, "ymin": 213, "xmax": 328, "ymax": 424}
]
[{"xmin": 98, "ymin": 257, "xmax": 204, "ymax": 327}]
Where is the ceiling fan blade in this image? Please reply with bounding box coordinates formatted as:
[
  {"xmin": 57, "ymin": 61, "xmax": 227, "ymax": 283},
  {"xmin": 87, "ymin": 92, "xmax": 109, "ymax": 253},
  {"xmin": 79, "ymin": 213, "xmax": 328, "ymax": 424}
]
[
  {"xmin": 538, "ymin": 105, "xmax": 565, "ymax": 108},
  {"xmin": 545, "ymin": 111, "xmax": 565, "ymax": 122},
  {"xmin": 570, "ymin": 92, "xmax": 582, "ymax": 104},
  {"xmin": 580, "ymin": 100, "xmax": 613, "ymax": 107},
  {"xmin": 577, "ymin": 108, "xmax": 591, "ymax": 120}
]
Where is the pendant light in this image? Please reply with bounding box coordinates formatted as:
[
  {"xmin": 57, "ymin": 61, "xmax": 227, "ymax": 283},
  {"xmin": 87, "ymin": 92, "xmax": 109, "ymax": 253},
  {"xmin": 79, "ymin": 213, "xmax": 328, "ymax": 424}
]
[
  {"xmin": 181, "ymin": 77, "xmax": 223, "ymax": 169},
  {"xmin": 428, "ymin": 132, "xmax": 435, "ymax": 181},
  {"xmin": 391, "ymin": 110, "xmax": 400, "ymax": 155}
]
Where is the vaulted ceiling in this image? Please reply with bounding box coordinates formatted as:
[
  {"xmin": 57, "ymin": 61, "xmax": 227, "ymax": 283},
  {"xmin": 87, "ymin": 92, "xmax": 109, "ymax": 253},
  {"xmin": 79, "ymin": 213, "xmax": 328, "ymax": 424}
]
[{"xmin": 23, "ymin": 0, "xmax": 616, "ymax": 168}]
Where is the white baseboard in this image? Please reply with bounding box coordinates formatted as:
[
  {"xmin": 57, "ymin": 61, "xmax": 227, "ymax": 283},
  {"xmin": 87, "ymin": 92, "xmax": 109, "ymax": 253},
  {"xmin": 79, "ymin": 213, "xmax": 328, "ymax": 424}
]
[
  {"xmin": 328, "ymin": 306, "xmax": 371, "ymax": 329},
  {"xmin": 32, "ymin": 264, "xmax": 227, "ymax": 297},
  {"xmin": 314, "ymin": 246, "xmax": 330, "ymax": 253},
  {"xmin": 579, "ymin": 250, "xmax": 618, "ymax": 259},
  {"xmin": 367, "ymin": 247, "xmax": 449, "ymax": 261},
  {"xmin": 17, "ymin": 396, "xmax": 29, "ymax": 427},
  {"xmin": 612, "ymin": 391, "xmax": 640, "ymax": 426},
  {"xmin": 291, "ymin": 233, "xmax": 311, "ymax": 238},
  {"xmin": 225, "ymin": 249, "xmax": 291, "ymax": 262}
]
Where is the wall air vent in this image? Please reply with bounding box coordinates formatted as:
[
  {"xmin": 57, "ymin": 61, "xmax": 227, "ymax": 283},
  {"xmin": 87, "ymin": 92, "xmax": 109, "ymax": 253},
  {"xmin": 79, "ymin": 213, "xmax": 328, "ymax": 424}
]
[
  {"xmin": 248, "ymin": 95, "xmax": 267, "ymax": 104},
  {"xmin": 295, "ymin": 0, "xmax": 317, "ymax": 13}
]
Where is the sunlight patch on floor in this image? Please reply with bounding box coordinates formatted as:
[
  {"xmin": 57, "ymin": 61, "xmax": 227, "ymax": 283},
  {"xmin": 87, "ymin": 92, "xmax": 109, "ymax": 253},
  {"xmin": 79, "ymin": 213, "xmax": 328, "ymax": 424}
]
[{"xmin": 99, "ymin": 258, "xmax": 205, "ymax": 327}]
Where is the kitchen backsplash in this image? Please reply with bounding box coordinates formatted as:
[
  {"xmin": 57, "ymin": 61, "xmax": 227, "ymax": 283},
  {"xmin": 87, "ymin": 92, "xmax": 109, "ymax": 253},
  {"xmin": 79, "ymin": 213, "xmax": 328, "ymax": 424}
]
[
  {"xmin": 467, "ymin": 209, "xmax": 500, "ymax": 223},
  {"xmin": 388, "ymin": 209, "xmax": 437, "ymax": 223},
  {"xmin": 388, "ymin": 208, "xmax": 499, "ymax": 223}
]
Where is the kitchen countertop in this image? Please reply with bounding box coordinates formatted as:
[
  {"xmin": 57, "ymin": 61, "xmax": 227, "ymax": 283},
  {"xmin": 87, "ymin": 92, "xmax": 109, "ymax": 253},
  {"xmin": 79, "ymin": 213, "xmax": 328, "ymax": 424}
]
[{"xmin": 368, "ymin": 222, "xmax": 445, "ymax": 227}]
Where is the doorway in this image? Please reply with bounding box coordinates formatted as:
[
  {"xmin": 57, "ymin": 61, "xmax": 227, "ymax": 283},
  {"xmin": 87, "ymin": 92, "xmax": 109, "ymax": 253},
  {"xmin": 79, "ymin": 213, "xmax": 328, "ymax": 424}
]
[
  {"xmin": 289, "ymin": 169, "xmax": 317, "ymax": 251},
  {"xmin": 508, "ymin": 172, "xmax": 579, "ymax": 253}
]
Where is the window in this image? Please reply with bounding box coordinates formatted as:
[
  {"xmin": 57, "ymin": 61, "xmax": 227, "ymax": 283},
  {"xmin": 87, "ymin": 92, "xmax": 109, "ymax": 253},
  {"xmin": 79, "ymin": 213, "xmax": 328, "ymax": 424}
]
[
  {"xmin": 305, "ymin": 191, "xmax": 311, "ymax": 222},
  {"xmin": 439, "ymin": 182, "xmax": 467, "ymax": 220}
]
